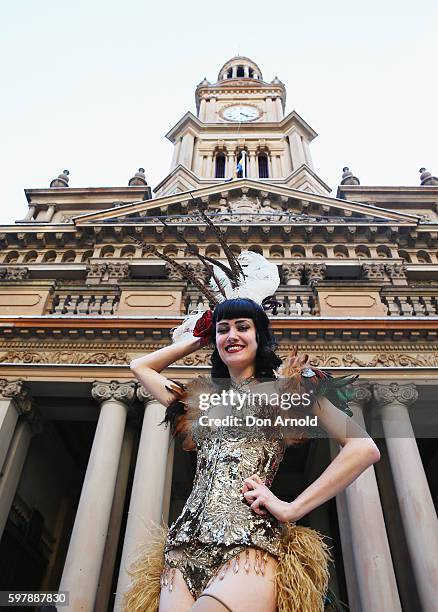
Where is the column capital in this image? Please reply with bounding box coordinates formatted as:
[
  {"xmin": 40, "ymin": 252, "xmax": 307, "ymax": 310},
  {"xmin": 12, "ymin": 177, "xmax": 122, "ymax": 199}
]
[
  {"xmin": 304, "ymin": 263, "xmax": 326, "ymax": 286},
  {"xmin": 136, "ymin": 386, "xmax": 156, "ymax": 404},
  {"xmin": 92, "ymin": 381, "xmax": 136, "ymax": 406},
  {"xmin": 352, "ymin": 383, "xmax": 372, "ymax": 406},
  {"xmin": 0, "ymin": 379, "xmax": 32, "ymax": 414},
  {"xmin": 373, "ymin": 382, "xmax": 418, "ymax": 407},
  {"xmin": 281, "ymin": 263, "xmax": 304, "ymax": 285}
]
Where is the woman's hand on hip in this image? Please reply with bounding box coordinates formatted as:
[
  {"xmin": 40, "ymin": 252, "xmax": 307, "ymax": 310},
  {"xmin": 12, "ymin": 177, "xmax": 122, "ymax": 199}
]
[{"xmin": 242, "ymin": 474, "xmax": 302, "ymax": 523}]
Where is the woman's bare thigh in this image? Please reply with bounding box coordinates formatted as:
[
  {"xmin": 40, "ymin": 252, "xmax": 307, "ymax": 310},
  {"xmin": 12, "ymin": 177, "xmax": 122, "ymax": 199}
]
[
  {"xmin": 159, "ymin": 568, "xmax": 195, "ymax": 612},
  {"xmin": 194, "ymin": 548, "xmax": 277, "ymax": 612}
]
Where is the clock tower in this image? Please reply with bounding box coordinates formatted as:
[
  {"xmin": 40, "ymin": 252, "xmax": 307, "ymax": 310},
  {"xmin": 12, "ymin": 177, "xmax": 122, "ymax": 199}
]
[{"xmin": 155, "ymin": 56, "xmax": 330, "ymax": 196}]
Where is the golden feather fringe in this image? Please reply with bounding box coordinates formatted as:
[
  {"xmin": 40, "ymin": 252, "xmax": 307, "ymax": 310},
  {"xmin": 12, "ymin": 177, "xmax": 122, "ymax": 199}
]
[
  {"xmin": 122, "ymin": 524, "xmax": 167, "ymax": 612},
  {"xmin": 122, "ymin": 523, "xmax": 329, "ymax": 612},
  {"xmin": 276, "ymin": 523, "xmax": 330, "ymax": 612}
]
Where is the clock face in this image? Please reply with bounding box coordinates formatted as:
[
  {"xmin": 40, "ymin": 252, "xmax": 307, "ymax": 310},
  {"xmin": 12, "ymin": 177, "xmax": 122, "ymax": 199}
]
[{"xmin": 223, "ymin": 105, "xmax": 259, "ymax": 122}]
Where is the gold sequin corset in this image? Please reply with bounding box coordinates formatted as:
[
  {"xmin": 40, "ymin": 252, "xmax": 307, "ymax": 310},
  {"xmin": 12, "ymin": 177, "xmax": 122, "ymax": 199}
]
[{"xmin": 165, "ymin": 414, "xmax": 286, "ymax": 557}]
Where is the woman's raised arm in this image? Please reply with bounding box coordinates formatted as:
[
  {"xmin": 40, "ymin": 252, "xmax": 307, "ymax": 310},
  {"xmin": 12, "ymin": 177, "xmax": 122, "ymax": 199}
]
[{"xmin": 130, "ymin": 337, "xmax": 202, "ymax": 407}]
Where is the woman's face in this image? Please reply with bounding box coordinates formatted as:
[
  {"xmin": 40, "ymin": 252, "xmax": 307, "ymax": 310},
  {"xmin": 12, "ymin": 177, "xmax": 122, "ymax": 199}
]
[{"xmin": 215, "ymin": 317, "xmax": 258, "ymax": 370}]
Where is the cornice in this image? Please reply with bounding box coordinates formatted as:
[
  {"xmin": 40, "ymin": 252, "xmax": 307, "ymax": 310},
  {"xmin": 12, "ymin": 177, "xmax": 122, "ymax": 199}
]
[
  {"xmin": 25, "ymin": 186, "xmax": 152, "ymax": 204},
  {"xmin": 68, "ymin": 179, "xmax": 421, "ymax": 225}
]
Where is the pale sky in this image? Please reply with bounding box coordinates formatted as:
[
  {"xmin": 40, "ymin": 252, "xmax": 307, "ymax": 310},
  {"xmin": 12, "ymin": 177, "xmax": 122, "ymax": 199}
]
[{"xmin": 1, "ymin": 0, "xmax": 437, "ymax": 224}]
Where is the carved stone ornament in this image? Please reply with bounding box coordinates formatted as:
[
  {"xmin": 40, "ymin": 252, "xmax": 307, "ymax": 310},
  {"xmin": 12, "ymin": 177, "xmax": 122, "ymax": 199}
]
[
  {"xmin": 91, "ymin": 381, "xmax": 136, "ymax": 405},
  {"xmin": 136, "ymin": 386, "xmax": 155, "ymax": 404},
  {"xmin": 361, "ymin": 263, "xmax": 385, "ymax": 280},
  {"xmin": 0, "ymin": 267, "xmax": 30, "ymax": 280},
  {"xmin": 304, "ymin": 263, "xmax": 326, "ymax": 285},
  {"xmin": 352, "ymin": 384, "xmax": 372, "ymax": 405},
  {"xmin": 385, "ymin": 263, "xmax": 407, "ymax": 279},
  {"xmin": 0, "ymin": 350, "xmax": 129, "ymax": 365},
  {"xmin": 281, "ymin": 263, "xmax": 304, "ymax": 285},
  {"xmin": 0, "ymin": 379, "xmax": 33, "ymax": 414},
  {"xmin": 373, "ymin": 383, "xmax": 418, "ymax": 407}
]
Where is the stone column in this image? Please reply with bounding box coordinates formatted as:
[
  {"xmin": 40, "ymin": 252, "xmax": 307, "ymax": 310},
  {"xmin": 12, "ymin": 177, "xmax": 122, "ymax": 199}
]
[
  {"xmin": 342, "ymin": 385, "xmax": 402, "ymax": 612},
  {"xmin": 59, "ymin": 381, "xmax": 135, "ymax": 612},
  {"xmin": 180, "ymin": 132, "xmax": 195, "ymax": 170},
  {"xmin": 170, "ymin": 138, "xmax": 181, "ymax": 170},
  {"xmin": 288, "ymin": 129, "xmax": 306, "ymax": 169},
  {"xmin": 249, "ymin": 151, "xmax": 257, "ymax": 178},
  {"xmin": 374, "ymin": 383, "xmax": 438, "ymax": 612},
  {"xmin": 24, "ymin": 205, "xmax": 36, "ymax": 221},
  {"xmin": 0, "ymin": 380, "xmax": 29, "ymax": 471},
  {"xmin": 114, "ymin": 389, "xmax": 172, "ymax": 610},
  {"xmin": 45, "ymin": 204, "xmax": 56, "ymax": 222},
  {"xmin": 0, "ymin": 383, "xmax": 38, "ymax": 540},
  {"xmin": 199, "ymin": 98, "xmax": 206, "ymax": 121},
  {"xmin": 275, "ymin": 97, "xmax": 283, "ymax": 120}
]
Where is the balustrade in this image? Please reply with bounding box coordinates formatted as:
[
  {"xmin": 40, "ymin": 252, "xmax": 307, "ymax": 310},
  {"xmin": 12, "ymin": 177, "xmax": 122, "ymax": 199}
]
[
  {"xmin": 382, "ymin": 294, "xmax": 438, "ymax": 316},
  {"xmin": 50, "ymin": 294, "xmax": 119, "ymax": 315}
]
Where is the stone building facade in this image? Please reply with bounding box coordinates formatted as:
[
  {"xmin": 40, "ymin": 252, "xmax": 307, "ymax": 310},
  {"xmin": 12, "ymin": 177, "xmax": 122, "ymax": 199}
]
[{"xmin": 0, "ymin": 57, "xmax": 437, "ymax": 611}]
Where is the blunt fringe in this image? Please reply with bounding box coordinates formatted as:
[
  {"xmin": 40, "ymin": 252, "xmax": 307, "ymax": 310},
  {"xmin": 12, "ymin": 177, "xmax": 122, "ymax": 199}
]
[{"xmin": 210, "ymin": 298, "xmax": 282, "ymax": 380}]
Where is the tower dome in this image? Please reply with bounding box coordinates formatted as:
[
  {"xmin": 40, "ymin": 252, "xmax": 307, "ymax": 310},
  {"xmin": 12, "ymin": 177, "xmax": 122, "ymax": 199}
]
[{"xmin": 217, "ymin": 56, "xmax": 263, "ymax": 82}]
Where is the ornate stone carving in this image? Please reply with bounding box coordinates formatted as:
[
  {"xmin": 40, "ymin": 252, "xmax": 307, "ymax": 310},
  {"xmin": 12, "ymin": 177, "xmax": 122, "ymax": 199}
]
[
  {"xmin": 136, "ymin": 386, "xmax": 155, "ymax": 404},
  {"xmin": 86, "ymin": 263, "xmax": 107, "ymax": 284},
  {"xmin": 91, "ymin": 381, "xmax": 136, "ymax": 405},
  {"xmin": 165, "ymin": 263, "xmax": 184, "ymax": 280},
  {"xmin": 0, "ymin": 350, "xmax": 129, "ymax": 365},
  {"xmin": 362, "ymin": 263, "xmax": 385, "ymax": 280},
  {"xmin": 304, "ymin": 263, "xmax": 326, "ymax": 285},
  {"xmin": 385, "ymin": 263, "xmax": 407, "ymax": 280},
  {"xmin": 0, "ymin": 379, "xmax": 32, "ymax": 413},
  {"xmin": 281, "ymin": 263, "xmax": 304, "ymax": 285},
  {"xmin": 373, "ymin": 383, "xmax": 418, "ymax": 407},
  {"xmin": 0, "ymin": 267, "xmax": 29, "ymax": 280},
  {"xmin": 106, "ymin": 262, "xmax": 130, "ymax": 281},
  {"xmin": 352, "ymin": 384, "xmax": 372, "ymax": 405}
]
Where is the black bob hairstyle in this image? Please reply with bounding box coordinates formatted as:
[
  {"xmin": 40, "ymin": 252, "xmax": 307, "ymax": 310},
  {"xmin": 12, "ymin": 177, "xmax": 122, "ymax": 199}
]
[{"xmin": 210, "ymin": 298, "xmax": 282, "ymax": 380}]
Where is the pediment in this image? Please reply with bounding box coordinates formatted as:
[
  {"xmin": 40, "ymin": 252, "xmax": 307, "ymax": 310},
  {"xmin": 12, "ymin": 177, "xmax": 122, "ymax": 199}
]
[{"xmin": 73, "ymin": 179, "xmax": 421, "ymax": 227}]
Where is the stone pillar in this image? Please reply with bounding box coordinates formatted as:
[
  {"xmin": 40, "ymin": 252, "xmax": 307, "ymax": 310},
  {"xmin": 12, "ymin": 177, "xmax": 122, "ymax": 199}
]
[
  {"xmin": 24, "ymin": 205, "xmax": 36, "ymax": 221},
  {"xmin": 266, "ymin": 96, "xmax": 275, "ymax": 121},
  {"xmin": 244, "ymin": 65, "xmax": 249, "ymax": 77},
  {"xmin": 232, "ymin": 65, "xmax": 237, "ymax": 78},
  {"xmin": 342, "ymin": 385, "xmax": 401, "ymax": 612},
  {"xmin": 95, "ymin": 426, "xmax": 135, "ymax": 612},
  {"xmin": 170, "ymin": 138, "xmax": 181, "ymax": 170},
  {"xmin": 180, "ymin": 131, "xmax": 195, "ymax": 170},
  {"xmin": 0, "ymin": 380, "xmax": 29, "ymax": 471},
  {"xmin": 249, "ymin": 151, "xmax": 257, "ymax": 178},
  {"xmin": 374, "ymin": 383, "xmax": 438, "ymax": 612},
  {"xmin": 199, "ymin": 98, "xmax": 206, "ymax": 120},
  {"xmin": 302, "ymin": 139, "xmax": 314, "ymax": 169},
  {"xmin": 288, "ymin": 129, "xmax": 306, "ymax": 169},
  {"xmin": 45, "ymin": 204, "xmax": 56, "ymax": 222},
  {"xmin": 114, "ymin": 388, "xmax": 172, "ymax": 610},
  {"xmin": 0, "ymin": 383, "xmax": 37, "ymax": 540},
  {"xmin": 59, "ymin": 381, "xmax": 135, "ymax": 612},
  {"xmin": 275, "ymin": 97, "xmax": 283, "ymax": 120}
]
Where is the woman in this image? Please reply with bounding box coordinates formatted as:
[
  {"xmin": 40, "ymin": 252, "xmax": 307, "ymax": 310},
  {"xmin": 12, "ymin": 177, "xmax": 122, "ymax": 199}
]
[{"xmin": 128, "ymin": 297, "xmax": 380, "ymax": 612}]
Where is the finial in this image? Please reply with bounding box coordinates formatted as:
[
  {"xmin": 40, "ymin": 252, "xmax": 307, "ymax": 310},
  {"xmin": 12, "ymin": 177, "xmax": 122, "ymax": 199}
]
[
  {"xmin": 128, "ymin": 168, "xmax": 147, "ymax": 186},
  {"xmin": 50, "ymin": 169, "xmax": 70, "ymax": 188},
  {"xmin": 340, "ymin": 166, "xmax": 360, "ymax": 186},
  {"xmin": 419, "ymin": 167, "xmax": 438, "ymax": 186},
  {"xmin": 271, "ymin": 76, "xmax": 282, "ymax": 84}
]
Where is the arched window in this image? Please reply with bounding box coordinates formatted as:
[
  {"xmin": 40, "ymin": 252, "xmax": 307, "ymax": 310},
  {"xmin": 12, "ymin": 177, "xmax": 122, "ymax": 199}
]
[
  {"xmin": 248, "ymin": 68, "xmax": 254, "ymax": 78},
  {"xmin": 258, "ymin": 154, "xmax": 269, "ymax": 178},
  {"xmin": 227, "ymin": 68, "xmax": 233, "ymax": 78},
  {"xmin": 236, "ymin": 65, "xmax": 245, "ymax": 77},
  {"xmin": 215, "ymin": 154, "xmax": 226, "ymax": 178}
]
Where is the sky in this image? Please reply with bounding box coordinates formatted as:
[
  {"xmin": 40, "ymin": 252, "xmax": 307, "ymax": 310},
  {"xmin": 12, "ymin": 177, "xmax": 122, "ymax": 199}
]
[{"xmin": 1, "ymin": 0, "xmax": 437, "ymax": 224}]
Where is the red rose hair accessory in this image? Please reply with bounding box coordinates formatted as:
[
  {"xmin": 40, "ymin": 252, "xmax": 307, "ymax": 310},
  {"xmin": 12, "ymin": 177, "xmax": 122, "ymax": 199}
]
[{"xmin": 193, "ymin": 309, "xmax": 213, "ymax": 346}]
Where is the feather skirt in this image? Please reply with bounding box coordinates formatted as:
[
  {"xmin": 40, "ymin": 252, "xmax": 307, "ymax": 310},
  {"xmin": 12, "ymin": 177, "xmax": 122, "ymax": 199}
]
[{"xmin": 122, "ymin": 523, "xmax": 330, "ymax": 612}]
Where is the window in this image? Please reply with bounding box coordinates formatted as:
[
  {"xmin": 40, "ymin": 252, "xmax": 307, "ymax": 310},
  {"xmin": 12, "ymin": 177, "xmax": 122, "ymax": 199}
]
[
  {"xmin": 227, "ymin": 68, "xmax": 233, "ymax": 78},
  {"xmin": 236, "ymin": 65, "xmax": 245, "ymax": 77},
  {"xmin": 215, "ymin": 154, "xmax": 226, "ymax": 178},
  {"xmin": 258, "ymin": 154, "xmax": 269, "ymax": 178}
]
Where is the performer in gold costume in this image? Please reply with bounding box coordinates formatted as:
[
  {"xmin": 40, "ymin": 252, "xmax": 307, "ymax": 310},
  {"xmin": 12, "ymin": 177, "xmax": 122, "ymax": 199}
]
[{"xmin": 125, "ymin": 222, "xmax": 380, "ymax": 611}]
